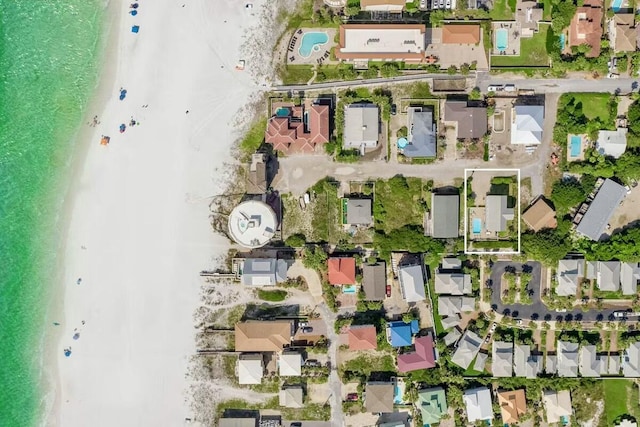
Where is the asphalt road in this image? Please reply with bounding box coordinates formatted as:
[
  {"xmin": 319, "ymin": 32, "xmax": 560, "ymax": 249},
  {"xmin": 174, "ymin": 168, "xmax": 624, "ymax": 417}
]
[
  {"xmin": 272, "ymin": 73, "xmax": 463, "ymax": 92},
  {"xmin": 488, "ymin": 261, "xmax": 619, "ymax": 322}
]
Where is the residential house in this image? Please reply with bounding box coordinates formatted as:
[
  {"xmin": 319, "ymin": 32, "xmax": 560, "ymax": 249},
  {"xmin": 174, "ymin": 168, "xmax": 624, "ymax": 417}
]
[
  {"xmin": 498, "ymin": 389, "xmax": 527, "ymax": 425},
  {"xmin": 556, "ymin": 258, "xmax": 585, "ymax": 297},
  {"xmin": 579, "ymin": 345, "xmax": 605, "ymax": 377},
  {"xmin": 397, "ymin": 334, "xmax": 437, "ymax": 373},
  {"xmin": 463, "ymin": 387, "xmax": 494, "ymax": 423},
  {"xmin": 442, "ymin": 24, "xmax": 481, "ymax": 45},
  {"xmin": 438, "ymin": 296, "xmax": 475, "ymax": 317},
  {"xmin": 575, "ymin": 178, "xmax": 627, "ymax": 241},
  {"xmin": 543, "ymin": 390, "xmax": 573, "ymax": 424},
  {"xmin": 387, "ymin": 320, "xmax": 419, "ymax": 347},
  {"xmin": 441, "ymin": 257, "xmax": 462, "ymax": 270},
  {"xmin": 328, "ymin": 257, "xmax": 357, "ymax": 285},
  {"xmin": 346, "ymin": 198, "xmax": 373, "ymax": 226},
  {"xmin": 343, "ymin": 103, "xmax": 379, "ymax": 150},
  {"xmin": 246, "ymin": 153, "xmax": 268, "ymax": 195},
  {"xmin": 545, "ymin": 354, "xmax": 557, "ymax": 374},
  {"xmin": 335, "ymin": 24, "xmax": 427, "ymax": 63},
  {"xmin": 441, "ymin": 314, "xmax": 461, "ymax": 330},
  {"xmin": 492, "ymin": 341, "xmax": 514, "ymax": 377},
  {"xmin": 510, "ymin": 105, "xmax": 544, "ymax": 145},
  {"xmin": 474, "ymin": 352, "xmax": 488, "ymax": 372},
  {"xmin": 219, "ymin": 416, "xmax": 259, "ymax": 427},
  {"xmin": 279, "ymin": 385, "xmax": 304, "ymax": 408},
  {"xmin": 597, "ymin": 128, "xmax": 628, "ymax": 158},
  {"xmin": 278, "ymin": 352, "xmax": 302, "ymax": 376},
  {"xmin": 522, "ymin": 197, "xmax": 557, "ymax": 232},
  {"xmin": 614, "ymin": 14, "xmax": 637, "ymax": 53},
  {"xmin": 443, "ymin": 328, "xmax": 462, "ymax": 346},
  {"xmin": 360, "ymin": 0, "xmax": 405, "ymax": 12},
  {"xmin": 265, "ymin": 103, "xmax": 329, "ymax": 154},
  {"xmin": 443, "ymin": 100, "xmax": 488, "ymax": 140},
  {"xmin": 557, "ymin": 341, "xmax": 579, "ymax": 377},
  {"xmin": 621, "ymin": 262, "xmax": 640, "ymax": 295},
  {"xmin": 404, "ymin": 108, "xmax": 436, "ymax": 158},
  {"xmin": 517, "ymin": 0, "xmax": 544, "ymax": 37},
  {"xmin": 417, "ymin": 388, "xmax": 447, "ymax": 426},
  {"xmin": 568, "ymin": 0, "xmax": 603, "ymax": 58},
  {"xmin": 434, "ymin": 273, "xmax": 471, "ymax": 295},
  {"xmin": 430, "ymin": 194, "xmax": 460, "ymax": 238},
  {"xmin": 485, "ymin": 195, "xmax": 514, "ymax": 233},
  {"xmin": 365, "ymin": 382, "xmax": 394, "ymax": 413},
  {"xmin": 362, "ymin": 262, "xmax": 387, "ymax": 301},
  {"xmin": 452, "ymin": 330, "xmax": 482, "ymax": 369},
  {"xmin": 348, "ymin": 325, "xmax": 378, "ymax": 351},
  {"xmin": 240, "ymin": 258, "xmax": 289, "ymax": 286},
  {"xmin": 513, "ymin": 344, "xmax": 541, "ymax": 378},
  {"xmin": 597, "ymin": 261, "xmax": 621, "ymax": 292},
  {"xmin": 609, "ymin": 354, "xmax": 622, "ymax": 375},
  {"xmin": 235, "ymin": 321, "xmax": 293, "ymax": 353},
  {"xmin": 237, "ymin": 353, "xmax": 264, "ymax": 385},
  {"xmin": 624, "ymin": 342, "xmax": 640, "ymax": 377},
  {"xmin": 398, "ymin": 264, "xmax": 426, "ymax": 302}
]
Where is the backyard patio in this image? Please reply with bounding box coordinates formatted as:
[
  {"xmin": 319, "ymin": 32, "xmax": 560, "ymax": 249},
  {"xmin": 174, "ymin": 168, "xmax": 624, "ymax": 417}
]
[
  {"xmin": 286, "ymin": 28, "xmax": 337, "ymax": 66},
  {"xmin": 491, "ymin": 21, "xmax": 522, "ymax": 57}
]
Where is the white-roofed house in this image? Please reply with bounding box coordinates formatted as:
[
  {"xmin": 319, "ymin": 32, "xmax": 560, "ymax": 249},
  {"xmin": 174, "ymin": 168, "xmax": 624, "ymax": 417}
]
[
  {"xmin": 278, "ymin": 352, "xmax": 302, "ymax": 376},
  {"xmin": 398, "ymin": 264, "xmax": 426, "ymax": 302},
  {"xmin": 556, "ymin": 259, "xmax": 585, "ymax": 297},
  {"xmin": 623, "ymin": 341, "xmax": 640, "ymax": 377},
  {"xmin": 511, "ymin": 104, "xmax": 544, "ymax": 145},
  {"xmin": 237, "ymin": 353, "xmax": 264, "ymax": 385},
  {"xmin": 543, "ymin": 390, "xmax": 572, "ymax": 424},
  {"xmin": 343, "ymin": 103, "xmax": 379, "ymax": 150},
  {"xmin": 596, "ymin": 128, "xmax": 628, "ymax": 158},
  {"xmin": 621, "ymin": 262, "xmax": 640, "ymax": 295},
  {"xmin": 597, "ymin": 261, "xmax": 621, "ymax": 292},
  {"xmin": 492, "ymin": 341, "xmax": 514, "ymax": 377},
  {"xmin": 434, "ymin": 272, "xmax": 472, "ymax": 295},
  {"xmin": 463, "ymin": 387, "xmax": 494, "ymax": 423},
  {"xmin": 452, "ymin": 330, "xmax": 482, "ymax": 369},
  {"xmin": 579, "ymin": 345, "xmax": 605, "ymax": 377},
  {"xmin": 513, "ymin": 344, "xmax": 541, "ymax": 378},
  {"xmin": 557, "ymin": 341, "xmax": 579, "ymax": 377},
  {"xmin": 485, "ymin": 195, "xmax": 514, "ymax": 233},
  {"xmin": 279, "ymin": 385, "xmax": 304, "ymax": 408},
  {"xmin": 437, "ymin": 296, "xmax": 475, "ymax": 316}
]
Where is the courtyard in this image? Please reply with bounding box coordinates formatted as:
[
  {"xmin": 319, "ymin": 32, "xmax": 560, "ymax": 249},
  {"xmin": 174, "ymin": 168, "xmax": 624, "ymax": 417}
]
[{"xmin": 491, "ymin": 21, "xmax": 522, "ymax": 57}]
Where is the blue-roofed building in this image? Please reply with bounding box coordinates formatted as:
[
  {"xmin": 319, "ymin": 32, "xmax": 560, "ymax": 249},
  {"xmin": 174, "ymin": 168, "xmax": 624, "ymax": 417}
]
[{"xmin": 387, "ymin": 320, "xmax": 420, "ymax": 347}]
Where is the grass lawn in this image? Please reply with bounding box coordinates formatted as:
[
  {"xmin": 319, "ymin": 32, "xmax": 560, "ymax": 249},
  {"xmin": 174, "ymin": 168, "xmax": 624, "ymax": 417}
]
[
  {"xmin": 568, "ymin": 92, "xmax": 611, "ymax": 121},
  {"xmin": 491, "ymin": 24, "xmax": 550, "ymax": 67},
  {"xmin": 239, "ymin": 117, "xmax": 267, "ymax": 158},
  {"xmin": 373, "ymin": 176, "xmax": 426, "ymax": 234},
  {"xmin": 279, "ymin": 64, "xmax": 314, "ymax": 85},
  {"xmin": 489, "ymin": 0, "xmax": 515, "ymax": 20},
  {"xmin": 256, "ymin": 289, "xmax": 288, "ymax": 302},
  {"xmin": 310, "ymin": 179, "xmax": 348, "ymax": 244},
  {"xmin": 339, "ymin": 353, "xmax": 396, "ymax": 378},
  {"xmin": 604, "ymin": 379, "xmax": 635, "ymax": 425},
  {"xmin": 542, "ymin": 0, "xmax": 552, "ymax": 19}
]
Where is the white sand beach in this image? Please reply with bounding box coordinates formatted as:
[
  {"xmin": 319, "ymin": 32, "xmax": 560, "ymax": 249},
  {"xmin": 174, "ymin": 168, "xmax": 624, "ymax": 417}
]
[{"xmin": 51, "ymin": 0, "xmax": 274, "ymax": 425}]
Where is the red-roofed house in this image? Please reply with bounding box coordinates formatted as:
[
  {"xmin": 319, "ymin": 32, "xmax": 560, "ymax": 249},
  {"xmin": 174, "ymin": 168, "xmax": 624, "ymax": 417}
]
[
  {"xmin": 348, "ymin": 325, "xmax": 378, "ymax": 350},
  {"xmin": 568, "ymin": 0, "xmax": 603, "ymax": 58},
  {"xmin": 397, "ymin": 335, "xmax": 437, "ymax": 373},
  {"xmin": 265, "ymin": 103, "xmax": 330, "ymax": 154},
  {"xmin": 328, "ymin": 257, "xmax": 357, "ymax": 285}
]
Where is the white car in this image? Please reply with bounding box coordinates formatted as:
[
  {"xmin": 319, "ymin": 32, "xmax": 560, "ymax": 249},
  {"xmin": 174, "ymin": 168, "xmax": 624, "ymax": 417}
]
[
  {"xmin": 487, "ymin": 85, "xmax": 502, "ymax": 92},
  {"xmin": 608, "ymin": 73, "xmax": 620, "ymax": 79},
  {"xmin": 625, "ymin": 185, "xmax": 631, "ymax": 194},
  {"xmin": 504, "ymin": 84, "xmax": 517, "ymax": 92},
  {"xmin": 490, "ymin": 322, "xmax": 498, "ymax": 332},
  {"xmin": 420, "ymin": 0, "xmax": 426, "ymax": 8}
]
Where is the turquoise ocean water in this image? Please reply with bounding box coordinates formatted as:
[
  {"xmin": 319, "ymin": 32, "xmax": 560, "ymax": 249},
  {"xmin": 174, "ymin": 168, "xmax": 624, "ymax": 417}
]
[{"xmin": 0, "ymin": 1, "xmax": 104, "ymax": 424}]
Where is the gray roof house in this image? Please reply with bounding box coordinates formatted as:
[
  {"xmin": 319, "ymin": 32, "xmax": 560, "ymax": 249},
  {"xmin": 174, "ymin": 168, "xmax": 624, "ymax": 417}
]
[
  {"xmin": 514, "ymin": 344, "xmax": 541, "ymax": 378},
  {"xmin": 579, "ymin": 345, "xmax": 605, "ymax": 377},
  {"xmin": 443, "ymin": 328, "xmax": 462, "ymax": 346},
  {"xmin": 404, "ymin": 107, "xmax": 436, "ymax": 158},
  {"xmin": 441, "ymin": 257, "xmax": 462, "ymax": 270},
  {"xmin": 434, "ymin": 273, "xmax": 472, "ymax": 295},
  {"xmin": 441, "ymin": 314, "xmax": 461, "ymax": 330},
  {"xmin": 398, "ymin": 264, "xmax": 426, "ymax": 302},
  {"xmin": 545, "ymin": 354, "xmax": 557, "ymax": 374},
  {"xmin": 437, "ymin": 296, "xmax": 475, "ymax": 316},
  {"xmin": 492, "ymin": 341, "xmax": 514, "ymax": 377},
  {"xmin": 586, "ymin": 260, "xmax": 597, "ymax": 280},
  {"xmin": 365, "ymin": 382, "xmax": 394, "ymax": 413},
  {"xmin": 596, "ymin": 128, "xmax": 628, "ymax": 158},
  {"xmin": 576, "ymin": 179, "xmax": 627, "ymax": 241},
  {"xmin": 485, "ymin": 195, "xmax": 514, "ymax": 232},
  {"xmin": 452, "ymin": 330, "xmax": 482, "ymax": 369},
  {"xmin": 621, "ymin": 262, "xmax": 640, "ymax": 295},
  {"xmin": 557, "ymin": 341, "xmax": 579, "ymax": 377},
  {"xmin": 543, "ymin": 390, "xmax": 573, "ymax": 424},
  {"xmin": 219, "ymin": 417, "xmax": 259, "ymax": 427},
  {"xmin": 362, "ymin": 263, "xmax": 387, "ymax": 301},
  {"xmin": 511, "ymin": 104, "xmax": 544, "ymax": 145},
  {"xmin": 241, "ymin": 258, "xmax": 289, "ymax": 286},
  {"xmin": 343, "ymin": 103, "xmax": 379, "ymax": 150},
  {"xmin": 443, "ymin": 100, "xmax": 488, "ymax": 140},
  {"xmin": 431, "ymin": 194, "xmax": 460, "ymax": 238},
  {"xmin": 556, "ymin": 259, "xmax": 585, "ymax": 297},
  {"xmin": 346, "ymin": 198, "xmax": 373, "ymax": 225},
  {"xmin": 623, "ymin": 342, "xmax": 640, "ymax": 377},
  {"xmin": 474, "ymin": 352, "xmax": 488, "ymax": 371},
  {"xmin": 597, "ymin": 261, "xmax": 621, "ymax": 292},
  {"xmin": 279, "ymin": 385, "xmax": 304, "ymax": 408},
  {"xmin": 608, "ymin": 354, "xmax": 621, "ymax": 375}
]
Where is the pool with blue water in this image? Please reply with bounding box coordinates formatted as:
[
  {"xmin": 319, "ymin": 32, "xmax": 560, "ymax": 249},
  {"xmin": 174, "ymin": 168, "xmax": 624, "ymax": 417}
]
[{"xmin": 299, "ymin": 31, "xmax": 329, "ymax": 58}]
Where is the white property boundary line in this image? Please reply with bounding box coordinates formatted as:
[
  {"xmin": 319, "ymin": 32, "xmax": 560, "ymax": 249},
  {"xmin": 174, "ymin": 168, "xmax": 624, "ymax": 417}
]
[{"xmin": 464, "ymin": 168, "xmax": 521, "ymax": 255}]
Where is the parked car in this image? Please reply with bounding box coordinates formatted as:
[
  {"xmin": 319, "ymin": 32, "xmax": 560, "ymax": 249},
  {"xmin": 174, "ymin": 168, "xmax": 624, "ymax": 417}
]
[
  {"xmin": 515, "ymin": 319, "xmax": 523, "ymax": 325},
  {"xmin": 419, "ymin": 0, "xmax": 427, "ymax": 8},
  {"xmin": 490, "ymin": 322, "xmax": 498, "ymax": 332},
  {"xmin": 346, "ymin": 393, "xmax": 359, "ymax": 401},
  {"xmin": 485, "ymin": 335, "xmax": 491, "ymax": 344},
  {"xmin": 487, "ymin": 85, "xmax": 503, "ymax": 92},
  {"xmin": 391, "ymin": 103, "xmax": 397, "ymax": 115},
  {"xmin": 625, "ymin": 185, "xmax": 631, "ymax": 194},
  {"xmin": 608, "ymin": 73, "xmax": 620, "ymax": 79},
  {"xmin": 386, "ymin": 284, "xmax": 391, "ymax": 297},
  {"xmin": 304, "ymin": 359, "xmax": 321, "ymax": 367},
  {"xmin": 614, "ymin": 310, "xmax": 631, "ymax": 319},
  {"xmin": 301, "ymin": 326, "xmax": 313, "ymax": 333},
  {"xmin": 504, "ymin": 84, "xmax": 517, "ymax": 92}
]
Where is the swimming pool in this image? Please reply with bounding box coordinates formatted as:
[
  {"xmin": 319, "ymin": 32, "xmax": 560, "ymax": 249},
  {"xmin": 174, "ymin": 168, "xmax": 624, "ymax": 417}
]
[
  {"xmin": 397, "ymin": 137, "xmax": 408, "ymax": 149},
  {"xmin": 342, "ymin": 284, "xmax": 357, "ymax": 294},
  {"xmin": 299, "ymin": 31, "xmax": 329, "ymax": 58},
  {"xmin": 570, "ymin": 135, "xmax": 581, "ymax": 157},
  {"xmin": 559, "ymin": 33, "xmax": 566, "ymax": 50},
  {"xmin": 495, "ymin": 28, "xmax": 508, "ymax": 52},
  {"xmin": 472, "ymin": 218, "xmax": 482, "ymax": 234},
  {"xmin": 275, "ymin": 107, "xmax": 290, "ymax": 117},
  {"xmin": 611, "ymin": 0, "xmax": 623, "ymax": 11}
]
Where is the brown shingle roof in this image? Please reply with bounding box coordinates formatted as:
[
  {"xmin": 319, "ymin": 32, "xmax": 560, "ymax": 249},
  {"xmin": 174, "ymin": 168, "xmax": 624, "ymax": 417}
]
[
  {"xmin": 615, "ymin": 14, "xmax": 636, "ymax": 52},
  {"xmin": 498, "ymin": 389, "xmax": 527, "ymax": 424},
  {"xmin": 348, "ymin": 325, "xmax": 378, "ymax": 350},
  {"xmin": 569, "ymin": 5, "xmax": 603, "ymax": 57},
  {"xmin": 365, "ymin": 382, "xmax": 394, "ymax": 413},
  {"xmin": 442, "ymin": 25, "xmax": 480, "ymax": 44},
  {"xmin": 235, "ymin": 321, "xmax": 293, "ymax": 352},
  {"xmin": 522, "ymin": 198, "xmax": 557, "ymax": 232},
  {"xmin": 362, "ymin": 263, "xmax": 386, "ymax": 301},
  {"xmin": 264, "ymin": 104, "xmax": 329, "ymax": 154},
  {"xmin": 444, "ymin": 101, "xmax": 488, "ymax": 140}
]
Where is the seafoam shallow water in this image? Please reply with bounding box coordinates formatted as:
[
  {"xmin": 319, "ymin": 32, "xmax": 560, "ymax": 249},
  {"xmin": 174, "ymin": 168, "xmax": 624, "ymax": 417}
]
[{"xmin": 0, "ymin": 1, "xmax": 103, "ymax": 424}]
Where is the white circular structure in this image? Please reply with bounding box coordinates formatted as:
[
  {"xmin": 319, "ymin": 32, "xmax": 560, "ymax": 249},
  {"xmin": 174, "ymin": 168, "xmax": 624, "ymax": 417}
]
[{"xmin": 228, "ymin": 200, "xmax": 277, "ymax": 248}]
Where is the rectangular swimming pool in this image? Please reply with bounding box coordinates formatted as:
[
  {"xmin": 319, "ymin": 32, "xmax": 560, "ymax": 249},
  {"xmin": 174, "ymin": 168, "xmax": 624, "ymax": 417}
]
[
  {"xmin": 559, "ymin": 33, "xmax": 566, "ymax": 50},
  {"xmin": 342, "ymin": 284, "xmax": 357, "ymax": 294},
  {"xmin": 570, "ymin": 135, "xmax": 581, "ymax": 157},
  {"xmin": 611, "ymin": 0, "xmax": 623, "ymax": 11},
  {"xmin": 496, "ymin": 28, "xmax": 508, "ymax": 52},
  {"xmin": 472, "ymin": 218, "xmax": 482, "ymax": 234}
]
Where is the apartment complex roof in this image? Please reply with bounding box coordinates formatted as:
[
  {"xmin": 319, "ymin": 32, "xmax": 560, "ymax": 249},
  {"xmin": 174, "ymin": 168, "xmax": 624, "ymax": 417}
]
[
  {"xmin": 265, "ymin": 104, "xmax": 329, "ymax": 154},
  {"xmin": 498, "ymin": 389, "xmax": 526, "ymax": 424},
  {"xmin": 485, "ymin": 195, "xmax": 514, "ymax": 232},
  {"xmin": 511, "ymin": 105, "xmax": 544, "ymax": 145},
  {"xmin": 569, "ymin": 3, "xmax": 603, "ymax": 57},
  {"xmin": 397, "ymin": 335, "xmax": 437, "ymax": 372},
  {"xmin": 336, "ymin": 24, "xmax": 426, "ymax": 62},
  {"xmin": 343, "ymin": 103, "xmax": 379, "ymax": 149},
  {"xmin": 398, "ymin": 264, "xmax": 426, "ymax": 302},
  {"xmin": 576, "ymin": 178, "xmax": 626, "ymax": 241},
  {"xmin": 235, "ymin": 321, "xmax": 293, "ymax": 352},
  {"xmin": 346, "ymin": 198, "xmax": 373, "ymax": 225},
  {"xmin": 522, "ymin": 197, "xmax": 557, "ymax": 232},
  {"xmin": 328, "ymin": 257, "xmax": 357, "ymax": 285},
  {"xmin": 362, "ymin": 263, "xmax": 387, "ymax": 301},
  {"xmin": 241, "ymin": 258, "xmax": 288, "ymax": 286},
  {"xmin": 615, "ymin": 14, "xmax": 636, "ymax": 52},
  {"xmin": 365, "ymin": 382, "xmax": 394, "ymax": 413},
  {"xmin": 443, "ymin": 101, "xmax": 488, "ymax": 140},
  {"xmin": 442, "ymin": 24, "xmax": 481, "ymax": 44},
  {"xmin": 431, "ymin": 194, "xmax": 460, "ymax": 238},
  {"xmin": 543, "ymin": 390, "xmax": 572, "ymax": 423},
  {"xmin": 464, "ymin": 387, "xmax": 494, "ymax": 422},
  {"xmin": 492, "ymin": 341, "xmax": 514, "ymax": 377},
  {"xmin": 348, "ymin": 325, "xmax": 378, "ymax": 351}
]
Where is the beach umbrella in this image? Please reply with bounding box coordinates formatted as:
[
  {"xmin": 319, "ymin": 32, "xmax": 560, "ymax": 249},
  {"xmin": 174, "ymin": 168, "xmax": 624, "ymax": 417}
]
[
  {"xmin": 64, "ymin": 349, "xmax": 72, "ymax": 357},
  {"xmin": 119, "ymin": 124, "xmax": 126, "ymax": 133},
  {"xmin": 73, "ymin": 333, "xmax": 80, "ymax": 340},
  {"xmin": 131, "ymin": 3, "xmax": 139, "ymax": 8},
  {"xmin": 130, "ymin": 10, "xmax": 138, "ymax": 16},
  {"xmin": 119, "ymin": 89, "xmax": 127, "ymax": 100},
  {"xmin": 131, "ymin": 25, "xmax": 140, "ymax": 33}
]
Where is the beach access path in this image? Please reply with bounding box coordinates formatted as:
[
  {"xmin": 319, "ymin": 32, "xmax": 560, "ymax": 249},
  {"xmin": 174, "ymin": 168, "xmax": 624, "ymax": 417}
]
[{"xmin": 54, "ymin": 0, "xmax": 268, "ymax": 425}]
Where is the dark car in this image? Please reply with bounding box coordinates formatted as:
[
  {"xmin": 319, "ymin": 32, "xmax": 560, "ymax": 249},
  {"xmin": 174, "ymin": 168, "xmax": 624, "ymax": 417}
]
[
  {"xmin": 301, "ymin": 326, "xmax": 313, "ymax": 333},
  {"xmin": 391, "ymin": 103, "xmax": 397, "ymax": 115},
  {"xmin": 346, "ymin": 393, "xmax": 359, "ymax": 401},
  {"xmin": 386, "ymin": 284, "xmax": 391, "ymax": 297}
]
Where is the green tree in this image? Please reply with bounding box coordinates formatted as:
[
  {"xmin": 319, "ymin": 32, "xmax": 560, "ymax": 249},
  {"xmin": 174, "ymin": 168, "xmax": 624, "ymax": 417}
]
[
  {"xmin": 285, "ymin": 233, "xmax": 306, "ymax": 248},
  {"xmin": 380, "ymin": 62, "xmax": 400, "ymax": 78},
  {"xmin": 469, "ymin": 87, "xmax": 482, "ymax": 100},
  {"xmin": 550, "ymin": 179, "xmax": 586, "ymax": 214},
  {"xmin": 521, "ymin": 228, "xmax": 571, "ymax": 265},
  {"xmin": 303, "ymin": 246, "xmax": 328, "ymax": 271},
  {"xmin": 460, "ymin": 63, "xmax": 470, "ymax": 75},
  {"xmin": 447, "ymin": 65, "xmax": 457, "ymax": 75},
  {"xmin": 551, "ymin": 0, "xmax": 577, "ymax": 33}
]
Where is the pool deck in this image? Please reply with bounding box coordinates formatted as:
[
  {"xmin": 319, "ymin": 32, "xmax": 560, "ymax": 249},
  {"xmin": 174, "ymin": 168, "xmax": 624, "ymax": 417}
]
[
  {"xmin": 286, "ymin": 28, "xmax": 337, "ymax": 66},
  {"xmin": 566, "ymin": 133, "xmax": 588, "ymax": 162},
  {"xmin": 491, "ymin": 21, "xmax": 522, "ymax": 57},
  {"xmin": 469, "ymin": 207, "xmax": 490, "ymax": 240}
]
